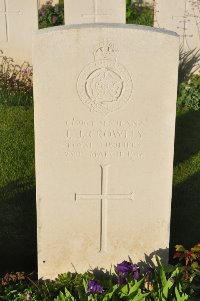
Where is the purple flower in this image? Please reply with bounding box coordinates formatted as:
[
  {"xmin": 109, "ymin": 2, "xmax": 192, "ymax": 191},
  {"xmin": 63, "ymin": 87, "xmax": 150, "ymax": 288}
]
[
  {"xmin": 116, "ymin": 261, "xmax": 133, "ymax": 275},
  {"xmin": 86, "ymin": 280, "xmax": 103, "ymax": 295},
  {"xmin": 115, "ymin": 261, "xmax": 140, "ymax": 283},
  {"xmin": 132, "ymin": 264, "xmax": 140, "ymax": 280},
  {"xmin": 117, "ymin": 275, "xmax": 126, "ymax": 285}
]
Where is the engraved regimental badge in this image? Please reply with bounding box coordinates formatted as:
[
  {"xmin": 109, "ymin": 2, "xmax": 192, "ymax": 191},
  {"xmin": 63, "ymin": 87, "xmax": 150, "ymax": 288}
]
[{"xmin": 77, "ymin": 41, "xmax": 133, "ymax": 114}]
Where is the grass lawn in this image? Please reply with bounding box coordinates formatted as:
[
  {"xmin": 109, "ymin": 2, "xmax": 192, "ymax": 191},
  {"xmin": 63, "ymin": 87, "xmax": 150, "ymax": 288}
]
[
  {"xmin": 170, "ymin": 109, "xmax": 200, "ymax": 259},
  {"xmin": 0, "ymin": 105, "xmax": 200, "ymax": 275},
  {"xmin": 0, "ymin": 106, "xmax": 37, "ymax": 275}
]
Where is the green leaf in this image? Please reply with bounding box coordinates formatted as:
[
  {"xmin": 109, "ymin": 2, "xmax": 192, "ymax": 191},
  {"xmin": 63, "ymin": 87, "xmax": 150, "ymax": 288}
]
[
  {"xmin": 54, "ymin": 291, "xmax": 67, "ymax": 301},
  {"xmin": 129, "ymin": 292, "xmax": 150, "ymax": 301},
  {"xmin": 162, "ymin": 278, "xmax": 174, "ymax": 298},
  {"xmin": 163, "ymin": 264, "xmax": 176, "ymax": 274},
  {"xmin": 65, "ymin": 288, "xmax": 77, "ymax": 301},
  {"xmin": 191, "ymin": 261, "xmax": 199, "ymax": 269},
  {"xmin": 102, "ymin": 284, "xmax": 119, "ymax": 301},
  {"xmin": 118, "ymin": 283, "xmax": 129, "ymax": 297},
  {"xmin": 191, "ymin": 247, "xmax": 200, "ymax": 252},
  {"xmin": 175, "ymin": 287, "xmax": 189, "ymax": 301},
  {"xmin": 155, "ymin": 257, "xmax": 167, "ymax": 287},
  {"xmin": 54, "ymin": 288, "xmax": 76, "ymax": 301},
  {"xmin": 175, "ymin": 245, "xmax": 186, "ymax": 252},
  {"xmin": 128, "ymin": 279, "xmax": 144, "ymax": 297},
  {"xmin": 82, "ymin": 278, "xmax": 87, "ymax": 292}
]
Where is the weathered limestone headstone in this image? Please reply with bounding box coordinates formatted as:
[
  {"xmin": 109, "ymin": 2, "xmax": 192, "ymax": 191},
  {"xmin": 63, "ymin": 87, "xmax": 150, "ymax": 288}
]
[
  {"xmin": 0, "ymin": 0, "xmax": 38, "ymax": 65},
  {"xmin": 154, "ymin": 0, "xmax": 200, "ymax": 52},
  {"xmin": 64, "ymin": 0, "xmax": 126, "ymax": 24},
  {"xmin": 34, "ymin": 12, "xmax": 179, "ymax": 279}
]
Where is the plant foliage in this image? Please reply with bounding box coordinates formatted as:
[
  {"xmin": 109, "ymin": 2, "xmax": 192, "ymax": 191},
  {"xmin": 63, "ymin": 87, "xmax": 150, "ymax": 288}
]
[
  {"xmin": 126, "ymin": 0, "xmax": 154, "ymax": 26},
  {"xmin": 1, "ymin": 249, "xmax": 200, "ymax": 301},
  {"xmin": 177, "ymin": 72, "xmax": 200, "ymax": 111},
  {"xmin": 177, "ymin": 47, "xmax": 200, "ymax": 111},
  {"xmin": 0, "ymin": 51, "xmax": 33, "ymax": 106},
  {"xmin": 39, "ymin": 0, "xmax": 64, "ymax": 29}
]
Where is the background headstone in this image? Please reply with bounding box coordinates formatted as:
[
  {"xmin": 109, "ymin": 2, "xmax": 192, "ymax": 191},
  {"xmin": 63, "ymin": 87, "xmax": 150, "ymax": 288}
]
[
  {"xmin": 64, "ymin": 0, "xmax": 126, "ymax": 24},
  {"xmin": 33, "ymin": 23, "xmax": 179, "ymax": 279},
  {"xmin": 154, "ymin": 0, "xmax": 200, "ymax": 52},
  {"xmin": 0, "ymin": 0, "xmax": 38, "ymax": 65}
]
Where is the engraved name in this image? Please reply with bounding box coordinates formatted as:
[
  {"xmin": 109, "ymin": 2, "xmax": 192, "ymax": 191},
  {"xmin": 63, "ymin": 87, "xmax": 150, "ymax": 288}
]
[{"xmin": 65, "ymin": 118, "xmax": 144, "ymax": 160}]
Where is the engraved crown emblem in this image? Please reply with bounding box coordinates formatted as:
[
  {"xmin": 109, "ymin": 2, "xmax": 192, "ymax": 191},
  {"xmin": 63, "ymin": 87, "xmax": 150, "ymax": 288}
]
[
  {"xmin": 94, "ymin": 41, "xmax": 118, "ymax": 61},
  {"xmin": 77, "ymin": 40, "xmax": 133, "ymax": 115}
]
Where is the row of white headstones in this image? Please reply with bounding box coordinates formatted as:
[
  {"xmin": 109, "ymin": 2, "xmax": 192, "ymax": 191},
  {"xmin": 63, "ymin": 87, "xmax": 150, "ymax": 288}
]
[{"xmin": 0, "ymin": 0, "xmax": 200, "ymax": 65}]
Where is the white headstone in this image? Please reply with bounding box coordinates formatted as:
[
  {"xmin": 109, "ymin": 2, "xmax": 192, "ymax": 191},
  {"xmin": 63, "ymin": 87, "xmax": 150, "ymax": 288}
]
[
  {"xmin": 34, "ymin": 23, "xmax": 179, "ymax": 279},
  {"xmin": 155, "ymin": 0, "xmax": 200, "ymax": 53},
  {"xmin": 64, "ymin": 0, "xmax": 126, "ymax": 24},
  {"xmin": 0, "ymin": 0, "xmax": 38, "ymax": 65}
]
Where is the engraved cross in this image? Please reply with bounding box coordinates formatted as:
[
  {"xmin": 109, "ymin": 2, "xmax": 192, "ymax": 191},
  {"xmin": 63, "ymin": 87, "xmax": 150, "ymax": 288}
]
[
  {"xmin": 0, "ymin": 0, "xmax": 21, "ymax": 42},
  {"xmin": 75, "ymin": 165, "xmax": 134, "ymax": 253},
  {"xmin": 81, "ymin": 0, "xmax": 111, "ymax": 23},
  {"xmin": 172, "ymin": 1, "xmax": 193, "ymax": 45}
]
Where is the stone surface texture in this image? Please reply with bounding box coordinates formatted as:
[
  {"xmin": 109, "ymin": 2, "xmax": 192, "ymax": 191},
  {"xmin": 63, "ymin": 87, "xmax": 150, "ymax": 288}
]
[
  {"xmin": 0, "ymin": 0, "xmax": 38, "ymax": 65},
  {"xmin": 154, "ymin": 0, "xmax": 200, "ymax": 52},
  {"xmin": 33, "ymin": 24, "xmax": 179, "ymax": 279},
  {"xmin": 64, "ymin": 0, "xmax": 126, "ymax": 24}
]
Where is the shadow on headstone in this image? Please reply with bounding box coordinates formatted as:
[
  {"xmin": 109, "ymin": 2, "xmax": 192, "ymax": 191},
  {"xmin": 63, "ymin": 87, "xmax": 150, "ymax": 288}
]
[
  {"xmin": 142, "ymin": 248, "xmax": 169, "ymax": 266},
  {"xmin": 173, "ymin": 110, "xmax": 200, "ymax": 166},
  {"xmin": 178, "ymin": 47, "xmax": 200, "ymax": 85},
  {"xmin": 88, "ymin": 248, "xmax": 169, "ymax": 278},
  {"xmin": 0, "ymin": 177, "xmax": 37, "ymax": 276}
]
